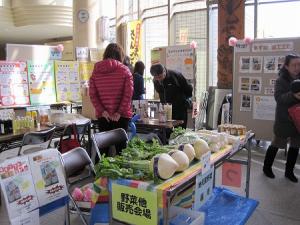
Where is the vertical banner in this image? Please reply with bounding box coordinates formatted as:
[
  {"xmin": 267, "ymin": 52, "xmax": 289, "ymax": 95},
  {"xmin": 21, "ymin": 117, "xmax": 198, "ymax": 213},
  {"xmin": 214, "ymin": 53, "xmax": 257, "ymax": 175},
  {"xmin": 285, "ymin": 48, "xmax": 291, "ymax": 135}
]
[
  {"xmin": 112, "ymin": 183, "xmax": 157, "ymax": 225},
  {"xmin": 79, "ymin": 62, "xmax": 95, "ymax": 85},
  {"xmin": 27, "ymin": 60, "xmax": 56, "ymax": 105},
  {"xmin": 55, "ymin": 61, "xmax": 81, "ymax": 102},
  {"xmin": 218, "ymin": 0, "xmax": 244, "ymax": 88},
  {"xmin": 0, "ymin": 61, "xmax": 30, "ymax": 106},
  {"xmin": 128, "ymin": 20, "xmax": 142, "ymax": 66}
]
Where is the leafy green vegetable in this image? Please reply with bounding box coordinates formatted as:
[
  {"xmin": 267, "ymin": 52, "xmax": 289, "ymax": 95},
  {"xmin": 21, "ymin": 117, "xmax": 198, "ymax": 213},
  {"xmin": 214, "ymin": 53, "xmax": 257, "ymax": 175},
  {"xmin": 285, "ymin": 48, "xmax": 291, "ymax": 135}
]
[{"xmin": 170, "ymin": 127, "xmax": 186, "ymax": 140}]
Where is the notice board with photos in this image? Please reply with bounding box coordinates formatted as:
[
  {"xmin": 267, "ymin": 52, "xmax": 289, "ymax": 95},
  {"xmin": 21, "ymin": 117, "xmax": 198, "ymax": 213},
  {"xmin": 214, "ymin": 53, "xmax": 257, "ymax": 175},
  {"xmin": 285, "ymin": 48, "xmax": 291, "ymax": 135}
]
[{"xmin": 232, "ymin": 37, "xmax": 300, "ymax": 140}]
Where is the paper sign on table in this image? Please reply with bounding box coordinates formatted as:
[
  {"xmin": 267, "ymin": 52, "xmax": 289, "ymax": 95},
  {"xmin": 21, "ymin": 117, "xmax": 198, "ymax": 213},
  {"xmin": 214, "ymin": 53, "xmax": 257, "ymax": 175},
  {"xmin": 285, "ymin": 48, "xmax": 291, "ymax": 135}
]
[
  {"xmin": 10, "ymin": 209, "xmax": 39, "ymax": 225},
  {"xmin": 201, "ymin": 151, "xmax": 211, "ymax": 175},
  {"xmin": 28, "ymin": 149, "xmax": 68, "ymax": 207},
  {"xmin": 0, "ymin": 156, "xmax": 39, "ymax": 220},
  {"xmin": 112, "ymin": 183, "xmax": 157, "ymax": 225},
  {"xmin": 193, "ymin": 166, "xmax": 214, "ymax": 210}
]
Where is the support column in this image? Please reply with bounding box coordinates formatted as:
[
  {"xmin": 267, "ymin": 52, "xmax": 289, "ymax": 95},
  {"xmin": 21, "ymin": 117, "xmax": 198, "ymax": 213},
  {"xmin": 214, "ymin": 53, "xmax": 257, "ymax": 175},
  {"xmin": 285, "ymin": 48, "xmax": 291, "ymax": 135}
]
[
  {"xmin": 73, "ymin": 0, "xmax": 100, "ymax": 53},
  {"xmin": 217, "ymin": 0, "xmax": 244, "ymax": 89}
]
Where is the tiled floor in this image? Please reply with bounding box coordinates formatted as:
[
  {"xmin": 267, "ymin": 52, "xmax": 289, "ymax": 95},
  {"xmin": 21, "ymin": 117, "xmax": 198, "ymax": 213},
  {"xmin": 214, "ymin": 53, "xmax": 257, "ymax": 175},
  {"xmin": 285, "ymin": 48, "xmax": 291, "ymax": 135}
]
[{"xmin": 1, "ymin": 140, "xmax": 300, "ymax": 225}]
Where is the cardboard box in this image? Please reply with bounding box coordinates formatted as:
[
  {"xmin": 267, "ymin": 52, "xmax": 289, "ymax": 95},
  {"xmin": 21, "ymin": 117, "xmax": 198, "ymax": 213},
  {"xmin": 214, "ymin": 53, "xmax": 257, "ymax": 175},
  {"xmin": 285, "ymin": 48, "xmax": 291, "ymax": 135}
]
[{"xmin": 81, "ymin": 91, "xmax": 97, "ymax": 120}]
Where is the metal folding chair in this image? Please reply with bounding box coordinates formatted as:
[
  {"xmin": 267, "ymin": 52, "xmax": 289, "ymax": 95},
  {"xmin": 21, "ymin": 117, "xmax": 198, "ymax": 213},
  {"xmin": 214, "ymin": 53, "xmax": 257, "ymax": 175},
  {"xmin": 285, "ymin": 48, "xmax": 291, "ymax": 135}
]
[
  {"xmin": 17, "ymin": 126, "xmax": 56, "ymax": 156},
  {"xmin": 92, "ymin": 128, "xmax": 128, "ymax": 160},
  {"xmin": 60, "ymin": 147, "xmax": 95, "ymax": 225}
]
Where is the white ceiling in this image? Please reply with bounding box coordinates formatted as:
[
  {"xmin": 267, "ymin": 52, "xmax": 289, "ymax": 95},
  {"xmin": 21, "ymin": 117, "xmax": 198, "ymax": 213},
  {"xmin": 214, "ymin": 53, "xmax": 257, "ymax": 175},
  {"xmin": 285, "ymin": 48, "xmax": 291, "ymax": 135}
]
[{"xmin": 0, "ymin": 24, "xmax": 73, "ymax": 45}]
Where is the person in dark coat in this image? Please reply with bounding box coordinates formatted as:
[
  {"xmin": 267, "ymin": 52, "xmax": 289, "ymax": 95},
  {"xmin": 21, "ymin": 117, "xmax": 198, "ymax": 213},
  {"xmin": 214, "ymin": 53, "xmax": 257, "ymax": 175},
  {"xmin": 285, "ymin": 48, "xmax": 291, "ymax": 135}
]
[
  {"xmin": 132, "ymin": 61, "xmax": 145, "ymax": 100},
  {"xmin": 150, "ymin": 63, "xmax": 193, "ymax": 128},
  {"xmin": 263, "ymin": 54, "xmax": 300, "ymax": 182}
]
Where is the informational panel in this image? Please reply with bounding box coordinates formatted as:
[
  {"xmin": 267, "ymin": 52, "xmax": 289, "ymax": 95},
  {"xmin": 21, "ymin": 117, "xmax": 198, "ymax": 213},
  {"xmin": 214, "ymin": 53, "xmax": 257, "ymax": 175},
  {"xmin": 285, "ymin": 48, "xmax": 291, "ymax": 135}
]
[
  {"xmin": 79, "ymin": 62, "xmax": 95, "ymax": 85},
  {"xmin": 0, "ymin": 149, "xmax": 68, "ymax": 225},
  {"xmin": 0, "ymin": 61, "xmax": 30, "ymax": 106},
  {"xmin": 232, "ymin": 37, "xmax": 300, "ymax": 140},
  {"xmin": 27, "ymin": 60, "xmax": 57, "ymax": 105},
  {"xmin": 55, "ymin": 61, "xmax": 81, "ymax": 102},
  {"xmin": 166, "ymin": 45, "xmax": 195, "ymax": 80}
]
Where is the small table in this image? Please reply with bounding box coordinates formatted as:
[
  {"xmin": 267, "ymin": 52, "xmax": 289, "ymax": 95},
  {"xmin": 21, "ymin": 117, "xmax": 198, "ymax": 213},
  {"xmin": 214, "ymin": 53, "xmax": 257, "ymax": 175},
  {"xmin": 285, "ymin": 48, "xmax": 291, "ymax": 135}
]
[{"xmin": 135, "ymin": 119, "xmax": 183, "ymax": 144}]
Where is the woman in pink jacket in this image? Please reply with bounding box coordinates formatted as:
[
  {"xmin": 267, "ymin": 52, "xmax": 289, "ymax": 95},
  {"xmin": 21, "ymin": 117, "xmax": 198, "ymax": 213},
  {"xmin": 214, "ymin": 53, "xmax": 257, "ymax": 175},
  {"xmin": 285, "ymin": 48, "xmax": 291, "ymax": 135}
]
[{"xmin": 89, "ymin": 43, "xmax": 133, "ymax": 155}]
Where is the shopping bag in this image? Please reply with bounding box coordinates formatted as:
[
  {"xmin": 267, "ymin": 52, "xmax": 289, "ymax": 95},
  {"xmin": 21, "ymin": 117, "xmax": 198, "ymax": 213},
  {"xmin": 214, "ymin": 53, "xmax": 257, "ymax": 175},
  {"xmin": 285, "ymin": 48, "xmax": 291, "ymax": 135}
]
[
  {"xmin": 59, "ymin": 124, "xmax": 81, "ymax": 153},
  {"xmin": 288, "ymin": 103, "xmax": 300, "ymax": 133}
]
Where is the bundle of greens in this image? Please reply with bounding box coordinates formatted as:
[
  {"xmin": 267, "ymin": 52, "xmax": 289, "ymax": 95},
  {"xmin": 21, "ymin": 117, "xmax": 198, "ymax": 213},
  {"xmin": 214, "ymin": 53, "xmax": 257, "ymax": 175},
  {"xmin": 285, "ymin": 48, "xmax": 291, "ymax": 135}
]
[
  {"xmin": 170, "ymin": 127, "xmax": 186, "ymax": 140},
  {"xmin": 94, "ymin": 137, "xmax": 168, "ymax": 181}
]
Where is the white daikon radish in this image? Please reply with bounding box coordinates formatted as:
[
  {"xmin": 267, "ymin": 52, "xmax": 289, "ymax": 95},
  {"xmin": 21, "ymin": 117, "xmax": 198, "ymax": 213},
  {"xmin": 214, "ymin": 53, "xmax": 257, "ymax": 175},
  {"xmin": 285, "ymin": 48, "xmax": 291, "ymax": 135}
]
[
  {"xmin": 150, "ymin": 153, "xmax": 179, "ymax": 179},
  {"xmin": 193, "ymin": 139, "xmax": 210, "ymax": 159},
  {"xmin": 178, "ymin": 144, "xmax": 195, "ymax": 162},
  {"xmin": 209, "ymin": 143, "xmax": 220, "ymax": 152},
  {"xmin": 168, "ymin": 150, "xmax": 190, "ymax": 172}
]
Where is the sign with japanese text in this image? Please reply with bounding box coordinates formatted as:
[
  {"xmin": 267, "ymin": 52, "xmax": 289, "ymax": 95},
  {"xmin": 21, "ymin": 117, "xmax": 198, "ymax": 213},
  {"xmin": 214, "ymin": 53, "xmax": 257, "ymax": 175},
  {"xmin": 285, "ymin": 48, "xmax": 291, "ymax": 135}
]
[
  {"xmin": 193, "ymin": 166, "xmax": 214, "ymax": 210},
  {"xmin": 166, "ymin": 45, "xmax": 194, "ymax": 80},
  {"xmin": 0, "ymin": 156, "xmax": 39, "ymax": 221},
  {"xmin": 27, "ymin": 60, "xmax": 56, "ymax": 105},
  {"xmin": 76, "ymin": 47, "xmax": 89, "ymax": 61},
  {"xmin": 29, "ymin": 149, "xmax": 68, "ymax": 207},
  {"xmin": 55, "ymin": 61, "xmax": 81, "ymax": 102},
  {"xmin": 0, "ymin": 61, "xmax": 30, "ymax": 106},
  {"xmin": 0, "ymin": 149, "xmax": 67, "ymax": 224},
  {"xmin": 128, "ymin": 20, "xmax": 142, "ymax": 66},
  {"xmin": 112, "ymin": 183, "xmax": 157, "ymax": 225}
]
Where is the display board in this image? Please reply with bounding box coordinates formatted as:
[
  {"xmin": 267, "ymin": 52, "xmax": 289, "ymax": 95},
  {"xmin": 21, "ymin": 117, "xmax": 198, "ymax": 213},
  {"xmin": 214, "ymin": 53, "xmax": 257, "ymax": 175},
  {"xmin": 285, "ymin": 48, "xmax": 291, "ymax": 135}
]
[
  {"xmin": 0, "ymin": 149, "xmax": 68, "ymax": 225},
  {"xmin": 166, "ymin": 45, "xmax": 195, "ymax": 80},
  {"xmin": 55, "ymin": 61, "xmax": 81, "ymax": 102},
  {"xmin": 0, "ymin": 61, "xmax": 30, "ymax": 106},
  {"xmin": 27, "ymin": 60, "xmax": 57, "ymax": 105},
  {"xmin": 232, "ymin": 37, "xmax": 300, "ymax": 140},
  {"xmin": 79, "ymin": 62, "xmax": 95, "ymax": 85}
]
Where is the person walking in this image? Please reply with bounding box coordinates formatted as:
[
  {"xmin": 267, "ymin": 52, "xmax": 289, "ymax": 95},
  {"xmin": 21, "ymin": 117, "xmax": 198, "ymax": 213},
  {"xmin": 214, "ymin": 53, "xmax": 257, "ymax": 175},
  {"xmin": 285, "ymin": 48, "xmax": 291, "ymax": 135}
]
[{"xmin": 263, "ymin": 54, "xmax": 300, "ymax": 182}]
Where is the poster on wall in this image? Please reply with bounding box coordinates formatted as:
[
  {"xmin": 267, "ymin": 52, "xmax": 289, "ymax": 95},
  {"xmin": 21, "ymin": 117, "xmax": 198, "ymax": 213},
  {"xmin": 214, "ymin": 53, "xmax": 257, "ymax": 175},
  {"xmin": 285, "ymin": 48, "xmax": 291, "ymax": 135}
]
[
  {"xmin": 79, "ymin": 62, "xmax": 95, "ymax": 85},
  {"xmin": 28, "ymin": 149, "xmax": 68, "ymax": 207},
  {"xmin": 55, "ymin": 61, "xmax": 81, "ymax": 102},
  {"xmin": 0, "ymin": 61, "xmax": 30, "ymax": 106},
  {"xmin": 27, "ymin": 60, "xmax": 56, "ymax": 105},
  {"xmin": 253, "ymin": 95, "xmax": 276, "ymax": 121},
  {"xmin": 127, "ymin": 20, "xmax": 142, "ymax": 66},
  {"xmin": 166, "ymin": 45, "xmax": 194, "ymax": 80},
  {"xmin": 0, "ymin": 156, "xmax": 39, "ymax": 221}
]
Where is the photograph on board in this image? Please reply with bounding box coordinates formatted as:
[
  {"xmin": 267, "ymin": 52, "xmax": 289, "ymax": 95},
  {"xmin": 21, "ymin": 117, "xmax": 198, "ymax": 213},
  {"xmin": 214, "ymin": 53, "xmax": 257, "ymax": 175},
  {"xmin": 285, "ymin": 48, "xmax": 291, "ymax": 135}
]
[
  {"xmin": 250, "ymin": 56, "xmax": 263, "ymax": 73},
  {"xmin": 239, "ymin": 56, "xmax": 250, "ymax": 73},
  {"xmin": 264, "ymin": 56, "xmax": 276, "ymax": 73},
  {"xmin": 240, "ymin": 94, "xmax": 252, "ymax": 111}
]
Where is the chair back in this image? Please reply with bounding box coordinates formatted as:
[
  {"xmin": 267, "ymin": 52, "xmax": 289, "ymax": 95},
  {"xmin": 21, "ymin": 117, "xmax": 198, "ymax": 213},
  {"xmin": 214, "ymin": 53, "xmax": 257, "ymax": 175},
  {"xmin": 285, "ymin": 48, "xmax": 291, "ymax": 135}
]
[
  {"xmin": 18, "ymin": 126, "xmax": 56, "ymax": 156},
  {"xmin": 61, "ymin": 120, "xmax": 91, "ymax": 143},
  {"xmin": 61, "ymin": 147, "xmax": 94, "ymax": 179},
  {"xmin": 92, "ymin": 128, "xmax": 128, "ymax": 159}
]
